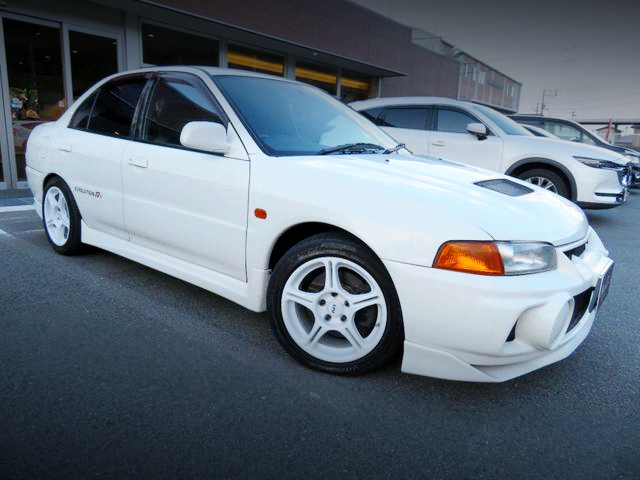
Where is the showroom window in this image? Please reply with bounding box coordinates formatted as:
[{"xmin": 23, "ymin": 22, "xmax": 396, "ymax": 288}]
[
  {"xmin": 141, "ymin": 74, "xmax": 226, "ymax": 147},
  {"xmin": 69, "ymin": 30, "xmax": 118, "ymax": 99},
  {"xmin": 142, "ymin": 23, "xmax": 219, "ymax": 66},
  {"xmin": 295, "ymin": 61, "xmax": 337, "ymax": 96},
  {"xmin": 340, "ymin": 70, "xmax": 373, "ymax": 103},
  {"xmin": 227, "ymin": 44, "xmax": 284, "ymax": 76}
]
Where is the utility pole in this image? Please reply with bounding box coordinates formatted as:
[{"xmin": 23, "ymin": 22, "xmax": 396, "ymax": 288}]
[{"xmin": 541, "ymin": 89, "xmax": 558, "ymax": 114}]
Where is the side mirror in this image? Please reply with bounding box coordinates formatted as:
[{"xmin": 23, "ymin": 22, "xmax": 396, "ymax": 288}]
[
  {"xmin": 180, "ymin": 121, "xmax": 230, "ymax": 154},
  {"xmin": 467, "ymin": 122, "xmax": 488, "ymax": 139}
]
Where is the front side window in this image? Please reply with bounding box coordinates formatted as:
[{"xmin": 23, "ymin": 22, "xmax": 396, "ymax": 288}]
[
  {"xmin": 86, "ymin": 77, "xmax": 146, "ymax": 138},
  {"xmin": 383, "ymin": 107, "xmax": 430, "ymax": 130},
  {"xmin": 141, "ymin": 74, "xmax": 225, "ymax": 147},
  {"xmin": 436, "ymin": 108, "xmax": 478, "ymax": 134}
]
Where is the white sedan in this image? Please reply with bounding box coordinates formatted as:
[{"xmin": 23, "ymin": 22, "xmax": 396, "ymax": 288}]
[{"xmin": 26, "ymin": 66, "xmax": 614, "ymax": 382}]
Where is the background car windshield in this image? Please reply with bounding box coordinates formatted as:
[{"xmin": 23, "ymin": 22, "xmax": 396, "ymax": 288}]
[
  {"xmin": 213, "ymin": 75, "xmax": 390, "ymax": 156},
  {"xmin": 474, "ymin": 105, "xmax": 530, "ymax": 136}
]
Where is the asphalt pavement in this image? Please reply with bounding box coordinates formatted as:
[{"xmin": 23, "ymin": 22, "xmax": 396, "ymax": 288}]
[{"xmin": 1, "ymin": 192, "xmax": 639, "ymax": 479}]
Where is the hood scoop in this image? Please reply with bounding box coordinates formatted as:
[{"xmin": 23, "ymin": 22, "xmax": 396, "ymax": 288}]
[{"xmin": 475, "ymin": 179, "xmax": 534, "ymax": 197}]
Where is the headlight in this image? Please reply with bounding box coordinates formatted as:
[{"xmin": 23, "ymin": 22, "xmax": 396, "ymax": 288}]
[
  {"xmin": 433, "ymin": 241, "xmax": 557, "ymax": 276},
  {"xmin": 624, "ymin": 153, "xmax": 640, "ymax": 163},
  {"xmin": 574, "ymin": 156, "xmax": 625, "ymax": 170}
]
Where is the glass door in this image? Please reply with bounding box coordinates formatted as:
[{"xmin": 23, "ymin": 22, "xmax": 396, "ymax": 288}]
[
  {"xmin": 0, "ymin": 16, "xmax": 120, "ymax": 189},
  {"xmin": 3, "ymin": 17, "xmax": 65, "ymax": 184}
]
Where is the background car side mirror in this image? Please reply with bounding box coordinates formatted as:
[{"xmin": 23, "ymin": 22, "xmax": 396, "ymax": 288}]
[
  {"xmin": 180, "ymin": 121, "xmax": 230, "ymax": 154},
  {"xmin": 467, "ymin": 122, "xmax": 488, "ymax": 140}
]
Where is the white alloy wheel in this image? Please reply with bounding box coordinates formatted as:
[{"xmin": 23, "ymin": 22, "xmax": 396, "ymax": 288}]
[
  {"xmin": 44, "ymin": 186, "xmax": 71, "ymax": 246},
  {"xmin": 281, "ymin": 256, "xmax": 388, "ymax": 364},
  {"xmin": 525, "ymin": 175, "xmax": 558, "ymax": 193}
]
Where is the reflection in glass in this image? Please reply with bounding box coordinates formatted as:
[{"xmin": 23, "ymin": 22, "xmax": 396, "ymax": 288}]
[
  {"xmin": 70, "ymin": 31, "xmax": 118, "ymax": 99},
  {"xmin": 3, "ymin": 18, "xmax": 65, "ymax": 181},
  {"xmin": 142, "ymin": 23, "xmax": 219, "ymax": 66}
]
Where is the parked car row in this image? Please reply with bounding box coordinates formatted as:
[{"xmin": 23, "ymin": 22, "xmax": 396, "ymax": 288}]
[
  {"xmin": 26, "ymin": 66, "xmax": 614, "ymax": 382},
  {"xmin": 350, "ymin": 97, "xmax": 633, "ymax": 209}
]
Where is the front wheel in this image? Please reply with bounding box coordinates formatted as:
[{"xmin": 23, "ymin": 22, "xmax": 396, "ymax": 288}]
[
  {"xmin": 267, "ymin": 233, "xmax": 403, "ymax": 375},
  {"xmin": 518, "ymin": 168, "xmax": 570, "ymax": 199},
  {"xmin": 43, "ymin": 177, "xmax": 83, "ymax": 255}
]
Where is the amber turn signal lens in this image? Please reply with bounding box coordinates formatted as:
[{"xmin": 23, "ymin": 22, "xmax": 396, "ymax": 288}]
[
  {"xmin": 433, "ymin": 241, "xmax": 504, "ymax": 275},
  {"xmin": 254, "ymin": 208, "xmax": 267, "ymax": 219}
]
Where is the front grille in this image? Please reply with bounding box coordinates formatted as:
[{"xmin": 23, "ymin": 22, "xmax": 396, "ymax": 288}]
[{"xmin": 568, "ymin": 288, "xmax": 594, "ymax": 333}]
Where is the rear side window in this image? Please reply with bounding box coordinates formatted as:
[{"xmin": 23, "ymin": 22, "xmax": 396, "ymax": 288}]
[
  {"xmin": 86, "ymin": 77, "xmax": 146, "ymax": 138},
  {"xmin": 141, "ymin": 74, "xmax": 225, "ymax": 147},
  {"xmin": 69, "ymin": 92, "xmax": 97, "ymax": 130},
  {"xmin": 382, "ymin": 107, "xmax": 430, "ymax": 130}
]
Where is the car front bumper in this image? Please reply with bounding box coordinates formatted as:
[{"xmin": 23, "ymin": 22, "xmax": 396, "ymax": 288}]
[{"xmin": 384, "ymin": 227, "xmax": 612, "ymax": 382}]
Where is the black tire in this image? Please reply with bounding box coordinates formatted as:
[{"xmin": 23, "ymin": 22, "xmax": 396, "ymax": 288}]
[
  {"xmin": 267, "ymin": 232, "xmax": 404, "ymax": 375},
  {"xmin": 518, "ymin": 168, "xmax": 570, "ymax": 199},
  {"xmin": 42, "ymin": 177, "xmax": 83, "ymax": 255}
]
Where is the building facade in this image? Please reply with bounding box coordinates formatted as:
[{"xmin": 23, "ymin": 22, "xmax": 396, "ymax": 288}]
[{"xmin": 0, "ymin": 0, "xmax": 519, "ymax": 190}]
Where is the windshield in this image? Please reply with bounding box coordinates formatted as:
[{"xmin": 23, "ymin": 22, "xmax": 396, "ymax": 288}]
[
  {"xmin": 474, "ymin": 104, "xmax": 531, "ymax": 136},
  {"xmin": 212, "ymin": 75, "xmax": 395, "ymax": 156}
]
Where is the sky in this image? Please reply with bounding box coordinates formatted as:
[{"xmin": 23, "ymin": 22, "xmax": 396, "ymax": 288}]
[{"xmin": 349, "ymin": 0, "xmax": 640, "ymax": 123}]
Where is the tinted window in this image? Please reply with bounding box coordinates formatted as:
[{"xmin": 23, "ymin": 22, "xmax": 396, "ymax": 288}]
[
  {"xmin": 436, "ymin": 108, "xmax": 477, "ymax": 134},
  {"xmin": 383, "ymin": 107, "xmax": 429, "ymax": 130},
  {"xmin": 142, "ymin": 74, "xmax": 225, "ymax": 147},
  {"xmin": 69, "ymin": 91, "xmax": 97, "ymax": 129},
  {"xmin": 88, "ymin": 77, "xmax": 146, "ymax": 137}
]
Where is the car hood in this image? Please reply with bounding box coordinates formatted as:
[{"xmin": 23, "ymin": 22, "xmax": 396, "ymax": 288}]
[
  {"xmin": 317, "ymin": 152, "xmax": 589, "ymax": 247},
  {"xmin": 509, "ymin": 135, "xmax": 628, "ymax": 164}
]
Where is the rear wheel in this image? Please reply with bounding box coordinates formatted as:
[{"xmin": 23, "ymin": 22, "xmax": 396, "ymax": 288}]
[
  {"xmin": 518, "ymin": 168, "xmax": 569, "ymax": 199},
  {"xmin": 267, "ymin": 233, "xmax": 403, "ymax": 375},
  {"xmin": 43, "ymin": 177, "xmax": 83, "ymax": 255}
]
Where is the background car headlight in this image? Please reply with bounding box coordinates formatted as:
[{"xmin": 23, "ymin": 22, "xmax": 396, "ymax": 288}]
[
  {"xmin": 574, "ymin": 156, "xmax": 625, "ymax": 170},
  {"xmin": 433, "ymin": 241, "xmax": 557, "ymax": 276},
  {"xmin": 623, "ymin": 153, "xmax": 639, "ymax": 163}
]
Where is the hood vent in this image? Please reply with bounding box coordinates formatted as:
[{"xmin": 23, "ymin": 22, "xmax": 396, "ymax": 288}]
[{"xmin": 475, "ymin": 179, "xmax": 534, "ymax": 197}]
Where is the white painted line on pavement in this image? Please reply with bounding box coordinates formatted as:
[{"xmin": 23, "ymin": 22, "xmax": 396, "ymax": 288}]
[{"xmin": 0, "ymin": 205, "xmax": 35, "ymax": 213}]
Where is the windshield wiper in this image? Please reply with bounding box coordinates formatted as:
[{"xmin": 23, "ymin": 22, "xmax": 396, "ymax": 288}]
[
  {"xmin": 319, "ymin": 142, "xmax": 386, "ymax": 155},
  {"xmin": 383, "ymin": 143, "xmax": 405, "ymax": 154}
]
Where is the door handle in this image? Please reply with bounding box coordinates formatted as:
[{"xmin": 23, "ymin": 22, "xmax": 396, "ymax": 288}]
[
  {"xmin": 58, "ymin": 143, "xmax": 72, "ymax": 152},
  {"xmin": 431, "ymin": 141, "xmax": 446, "ymax": 147},
  {"xmin": 128, "ymin": 157, "xmax": 148, "ymax": 168}
]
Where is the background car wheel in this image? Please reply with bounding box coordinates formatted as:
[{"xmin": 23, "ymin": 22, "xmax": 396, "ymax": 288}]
[
  {"xmin": 43, "ymin": 177, "xmax": 83, "ymax": 255},
  {"xmin": 518, "ymin": 168, "xmax": 569, "ymax": 198},
  {"xmin": 267, "ymin": 233, "xmax": 404, "ymax": 375}
]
